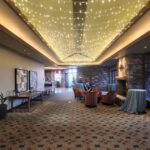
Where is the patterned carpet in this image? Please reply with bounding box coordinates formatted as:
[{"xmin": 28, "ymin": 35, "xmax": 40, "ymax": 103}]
[{"xmin": 0, "ymin": 88, "xmax": 150, "ymax": 150}]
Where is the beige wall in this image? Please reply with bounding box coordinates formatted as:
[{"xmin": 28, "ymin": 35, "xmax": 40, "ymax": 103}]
[{"xmin": 0, "ymin": 46, "xmax": 45, "ymax": 109}]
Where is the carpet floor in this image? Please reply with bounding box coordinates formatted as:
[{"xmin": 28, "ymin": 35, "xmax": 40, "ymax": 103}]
[{"xmin": 0, "ymin": 88, "xmax": 150, "ymax": 150}]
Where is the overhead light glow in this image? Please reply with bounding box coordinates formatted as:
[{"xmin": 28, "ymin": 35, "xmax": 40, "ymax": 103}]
[{"xmin": 7, "ymin": 0, "xmax": 149, "ymax": 65}]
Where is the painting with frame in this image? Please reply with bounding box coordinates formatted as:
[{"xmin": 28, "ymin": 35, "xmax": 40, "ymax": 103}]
[
  {"xmin": 15, "ymin": 68, "xmax": 28, "ymax": 93},
  {"xmin": 29, "ymin": 71, "xmax": 38, "ymax": 90}
]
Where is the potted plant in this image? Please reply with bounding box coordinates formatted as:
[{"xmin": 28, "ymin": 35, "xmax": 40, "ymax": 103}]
[{"xmin": 0, "ymin": 92, "xmax": 7, "ymax": 119}]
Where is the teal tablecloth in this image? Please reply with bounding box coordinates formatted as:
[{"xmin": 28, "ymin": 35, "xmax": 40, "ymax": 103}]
[{"xmin": 120, "ymin": 89, "xmax": 147, "ymax": 114}]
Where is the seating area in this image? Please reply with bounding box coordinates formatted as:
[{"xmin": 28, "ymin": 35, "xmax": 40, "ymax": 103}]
[
  {"xmin": 73, "ymin": 84, "xmax": 117, "ymax": 107},
  {"xmin": 73, "ymin": 82, "xmax": 148, "ymax": 115}
]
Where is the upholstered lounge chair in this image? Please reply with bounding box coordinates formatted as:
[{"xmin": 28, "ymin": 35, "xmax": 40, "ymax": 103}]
[
  {"xmin": 92, "ymin": 87, "xmax": 102, "ymax": 103},
  {"xmin": 78, "ymin": 88, "xmax": 86, "ymax": 100},
  {"xmin": 73, "ymin": 87, "xmax": 80, "ymax": 98},
  {"xmin": 101, "ymin": 91, "xmax": 116, "ymax": 105},
  {"xmin": 73, "ymin": 87, "xmax": 85, "ymax": 100},
  {"xmin": 84, "ymin": 91, "xmax": 98, "ymax": 107}
]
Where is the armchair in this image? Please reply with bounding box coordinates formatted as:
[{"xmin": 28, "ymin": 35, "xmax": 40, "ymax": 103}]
[
  {"xmin": 73, "ymin": 87, "xmax": 80, "ymax": 98},
  {"xmin": 84, "ymin": 91, "xmax": 98, "ymax": 107},
  {"xmin": 73, "ymin": 87, "xmax": 86, "ymax": 100},
  {"xmin": 92, "ymin": 87, "xmax": 102, "ymax": 103},
  {"xmin": 101, "ymin": 91, "xmax": 116, "ymax": 105}
]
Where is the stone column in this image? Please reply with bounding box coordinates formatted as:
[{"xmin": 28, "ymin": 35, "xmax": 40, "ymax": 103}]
[
  {"xmin": 145, "ymin": 54, "xmax": 150, "ymax": 99},
  {"xmin": 126, "ymin": 55, "xmax": 145, "ymax": 89}
]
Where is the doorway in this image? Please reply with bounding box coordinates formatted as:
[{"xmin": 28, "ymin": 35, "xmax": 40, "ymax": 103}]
[{"xmin": 65, "ymin": 69, "xmax": 77, "ymax": 88}]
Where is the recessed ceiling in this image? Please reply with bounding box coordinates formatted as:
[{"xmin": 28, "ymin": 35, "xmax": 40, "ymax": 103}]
[{"xmin": 5, "ymin": 0, "xmax": 150, "ymax": 65}]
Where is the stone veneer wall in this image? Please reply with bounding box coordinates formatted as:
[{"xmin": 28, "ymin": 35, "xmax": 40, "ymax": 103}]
[
  {"xmin": 145, "ymin": 54, "xmax": 150, "ymax": 99},
  {"xmin": 126, "ymin": 55, "xmax": 145, "ymax": 89},
  {"xmin": 77, "ymin": 66, "xmax": 110, "ymax": 90},
  {"xmin": 76, "ymin": 54, "xmax": 150, "ymax": 97},
  {"xmin": 118, "ymin": 54, "xmax": 150, "ymax": 99}
]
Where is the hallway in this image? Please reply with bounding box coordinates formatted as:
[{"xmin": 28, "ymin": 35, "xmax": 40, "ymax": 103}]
[{"xmin": 0, "ymin": 88, "xmax": 150, "ymax": 150}]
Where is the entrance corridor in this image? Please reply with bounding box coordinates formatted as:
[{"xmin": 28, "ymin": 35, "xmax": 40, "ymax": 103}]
[{"xmin": 0, "ymin": 88, "xmax": 150, "ymax": 150}]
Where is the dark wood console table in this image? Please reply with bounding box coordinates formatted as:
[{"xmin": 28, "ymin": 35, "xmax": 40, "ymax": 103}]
[{"xmin": 9, "ymin": 91, "xmax": 42, "ymax": 112}]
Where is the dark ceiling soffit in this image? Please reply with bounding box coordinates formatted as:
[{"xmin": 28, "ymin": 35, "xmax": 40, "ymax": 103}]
[
  {"xmin": 0, "ymin": 25, "xmax": 55, "ymax": 65},
  {"xmin": 95, "ymin": 1, "xmax": 150, "ymax": 62},
  {"xmin": 3, "ymin": 0, "xmax": 61, "ymax": 63},
  {"xmin": 101, "ymin": 31, "xmax": 150, "ymax": 63}
]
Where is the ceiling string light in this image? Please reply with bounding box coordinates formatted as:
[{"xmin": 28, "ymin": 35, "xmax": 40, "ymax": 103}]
[{"xmin": 7, "ymin": 0, "xmax": 150, "ymax": 64}]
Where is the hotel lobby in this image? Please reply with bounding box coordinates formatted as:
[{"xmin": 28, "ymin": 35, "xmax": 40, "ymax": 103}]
[{"xmin": 0, "ymin": 0, "xmax": 150, "ymax": 150}]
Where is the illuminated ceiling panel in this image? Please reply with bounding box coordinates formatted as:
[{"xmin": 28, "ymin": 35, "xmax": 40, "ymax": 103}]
[{"xmin": 7, "ymin": 0, "xmax": 150, "ymax": 65}]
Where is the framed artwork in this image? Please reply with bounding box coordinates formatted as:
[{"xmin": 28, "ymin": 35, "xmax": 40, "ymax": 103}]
[
  {"xmin": 29, "ymin": 71, "xmax": 38, "ymax": 90},
  {"xmin": 15, "ymin": 68, "xmax": 28, "ymax": 93}
]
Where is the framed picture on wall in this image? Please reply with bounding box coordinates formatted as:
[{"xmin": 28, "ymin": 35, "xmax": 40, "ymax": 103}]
[
  {"xmin": 29, "ymin": 71, "xmax": 38, "ymax": 90},
  {"xmin": 15, "ymin": 68, "xmax": 28, "ymax": 93}
]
